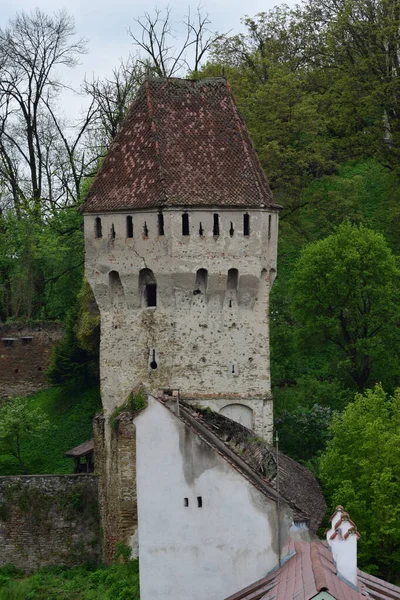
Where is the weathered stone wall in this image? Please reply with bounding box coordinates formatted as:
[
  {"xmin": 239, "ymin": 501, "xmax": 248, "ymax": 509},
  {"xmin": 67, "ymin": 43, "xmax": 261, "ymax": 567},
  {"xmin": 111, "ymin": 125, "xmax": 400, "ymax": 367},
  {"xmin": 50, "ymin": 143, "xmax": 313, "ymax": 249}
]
[
  {"xmin": 84, "ymin": 207, "xmax": 278, "ymax": 441},
  {"xmin": 0, "ymin": 323, "xmax": 63, "ymax": 398},
  {"xmin": 93, "ymin": 413, "xmax": 138, "ymax": 562},
  {"xmin": 0, "ymin": 475, "xmax": 101, "ymax": 572}
]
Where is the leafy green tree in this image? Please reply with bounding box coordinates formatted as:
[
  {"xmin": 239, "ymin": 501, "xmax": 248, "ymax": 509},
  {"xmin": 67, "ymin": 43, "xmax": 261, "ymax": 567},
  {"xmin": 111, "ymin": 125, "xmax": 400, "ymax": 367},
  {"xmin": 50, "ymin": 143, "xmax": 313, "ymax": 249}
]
[
  {"xmin": 0, "ymin": 398, "xmax": 50, "ymax": 473},
  {"xmin": 291, "ymin": 223, "xmax": 400, "ymax": 390},
  {"xmin": 320, "ymin": 384, "xmax": 400, "ymax": 582}
]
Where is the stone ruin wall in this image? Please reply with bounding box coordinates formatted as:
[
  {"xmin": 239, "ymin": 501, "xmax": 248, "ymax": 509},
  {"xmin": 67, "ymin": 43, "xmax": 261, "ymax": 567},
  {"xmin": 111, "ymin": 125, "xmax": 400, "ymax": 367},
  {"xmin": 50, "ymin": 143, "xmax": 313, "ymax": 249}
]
[
  {"xmin": 0, "ymin": 323, "xmax": 63, "ymax": 398},
  {"xmin": 0, "ymin": 475, "xmax": 101, "ymax": 572}
]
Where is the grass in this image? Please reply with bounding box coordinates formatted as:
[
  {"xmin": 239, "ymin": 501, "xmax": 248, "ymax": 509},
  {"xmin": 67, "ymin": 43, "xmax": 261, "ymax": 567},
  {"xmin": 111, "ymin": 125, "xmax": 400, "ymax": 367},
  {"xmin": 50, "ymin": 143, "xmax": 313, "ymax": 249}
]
[
  {"xmin": 0, "ymin": 561, "xmax": 140, "ymax": 600},
  {"xmin": 0, "ymin": 385, "xmax": 101, "ymax": 476}
]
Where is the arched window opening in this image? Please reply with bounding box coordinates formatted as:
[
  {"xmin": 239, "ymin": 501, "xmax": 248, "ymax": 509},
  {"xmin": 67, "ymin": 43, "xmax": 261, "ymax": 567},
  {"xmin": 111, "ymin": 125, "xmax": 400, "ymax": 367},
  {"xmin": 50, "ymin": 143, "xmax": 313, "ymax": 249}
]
[
  {"xmin": 126, "ymin": 216, "xmax": 133, "ymax": 238},
  {"xmin": 95, "ymin": 217, "xmax": 102, "ymax": 239},
  {"xmin": 220, "ymin": 403, "xmax": 253, "ymax": 429},
  {"xmin": 243, "ymin": 214, "xmax": 250, "ymax": 236},
  {"xmin": 109, "ymin": 270, "xmax": 125, "ymax": 308},
  {"xmin": 139, "ymin": 269, "xmax": 157, "ymax": 308},
  {"xmin": 158, "ymin": 212, "xmax": 165, "ymax": 236},
  {"xmin": 199, "ymin": 222, "xmax": 204, "ymax": 237},
  {"xmin": 193, "ymin": 269, "xmax": 208, "ymax": 296},
  {"xmin": 182, "ymin": 213, "xmax": 189, "ymax": 236},
  {"xmin": 227, "ymin": 268, "xmax": 239, "ymax": 291},
  {"xmin": 111, "ymin": 224, "xmax": 116, "ymax": 240},
  {"xmin": 213, "ymin": 214, "xmax": 220, "ymax": 236},
  {"xmin": 229, "ymin": 222, "xmax": 234, "ymax": 237}
]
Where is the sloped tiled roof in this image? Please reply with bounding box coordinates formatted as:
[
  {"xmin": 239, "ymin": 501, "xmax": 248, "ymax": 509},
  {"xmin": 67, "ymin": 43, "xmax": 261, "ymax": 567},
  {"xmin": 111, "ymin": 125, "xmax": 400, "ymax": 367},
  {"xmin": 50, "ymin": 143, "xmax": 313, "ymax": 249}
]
[
  {"xmin": 81, "ymin": 78, "xmax": 276, "ymax": 213},
  {"xmin": 64, "ymin": 439, "xmax": 94, "ymax": 457},
  {"xmin": 158, "ymin": 395, "xmax": 326, "ymax": 534},
  {"xmin": 224, "ymin": 539, "xmax": 400, "ymax": 600}
]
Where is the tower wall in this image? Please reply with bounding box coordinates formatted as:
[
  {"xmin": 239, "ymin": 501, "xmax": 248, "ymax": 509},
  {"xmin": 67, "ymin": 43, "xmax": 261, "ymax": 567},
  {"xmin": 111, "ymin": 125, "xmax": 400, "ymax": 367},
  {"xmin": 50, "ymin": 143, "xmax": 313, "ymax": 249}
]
[{"xmin": 84, "ymin": 207, "xmax": 278, "ymax": 441}]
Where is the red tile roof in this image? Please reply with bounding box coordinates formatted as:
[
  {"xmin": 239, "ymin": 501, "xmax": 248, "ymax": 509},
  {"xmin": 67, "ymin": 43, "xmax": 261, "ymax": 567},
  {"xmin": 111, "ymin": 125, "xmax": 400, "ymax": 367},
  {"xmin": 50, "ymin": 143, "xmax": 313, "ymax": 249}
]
[
  {"xmin": 224, "ymin": 539, "xmax": 400, "ymax": 600},
  {"xmin": 81, "ymin": 78, "xmax": 276, "ymax": 213}
]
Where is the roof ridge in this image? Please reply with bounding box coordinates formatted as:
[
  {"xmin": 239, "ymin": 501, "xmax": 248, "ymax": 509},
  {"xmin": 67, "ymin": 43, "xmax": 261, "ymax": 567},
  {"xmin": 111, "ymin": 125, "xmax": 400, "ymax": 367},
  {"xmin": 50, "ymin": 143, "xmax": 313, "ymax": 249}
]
[
  {"xmin": 144, "ymin": 79, "xmax": 167, "ymax": 205},
  {"xmin": 310, "ymin": 541, "xmax": 329, "ymax": 592}
]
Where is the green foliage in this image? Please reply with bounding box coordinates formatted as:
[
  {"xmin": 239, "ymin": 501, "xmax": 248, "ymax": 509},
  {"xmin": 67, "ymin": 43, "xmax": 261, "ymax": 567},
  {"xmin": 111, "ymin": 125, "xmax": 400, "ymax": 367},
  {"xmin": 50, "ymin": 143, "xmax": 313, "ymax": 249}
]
[
  {"xmin": 0, "ymin": 398, "xmax": 51, "ymax": 473},
  {"xmin": 47, "ymin": 280, "xmax": 99, "ymax": 386},
  {"xmin": 320, "ymin": 385, "xmax": 400, "ymax": 581},
  {"xmin": 291, "ymin": 223, "xmax": 400, "ymax": 390},
  {"xmin": 0, "ymin": 561, "xmax": 140, "ymax": 599},
  {"xmin": 110, "ymin": 389, "xmax": 147, "ymax": 431},
  {"xmin": 114, "ymin": 542, "xmax": 132, "ymax": 563},
  {"xmin": 0, "ymin": 385, "xmax": 101, "ymax": 476}
]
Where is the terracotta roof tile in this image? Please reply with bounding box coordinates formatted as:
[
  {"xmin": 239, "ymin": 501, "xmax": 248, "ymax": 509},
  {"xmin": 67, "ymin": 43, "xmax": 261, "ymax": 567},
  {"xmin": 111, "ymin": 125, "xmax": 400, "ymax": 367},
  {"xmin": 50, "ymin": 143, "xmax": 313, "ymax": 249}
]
[
  {"xmin": 81, "ymin": 78, "xmax": 275, "ymax": 213},
  {"xmin": 226, "ymin": 539, "xmax": 400, "ymax": 600}
]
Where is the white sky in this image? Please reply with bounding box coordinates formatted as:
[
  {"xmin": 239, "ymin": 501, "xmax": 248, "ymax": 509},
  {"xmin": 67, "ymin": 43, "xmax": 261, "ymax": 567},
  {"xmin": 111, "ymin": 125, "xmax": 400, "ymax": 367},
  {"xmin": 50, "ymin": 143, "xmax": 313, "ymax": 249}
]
[{"xmin": 0, "ymin": 0, "xmax": 292, "ymax": 120}]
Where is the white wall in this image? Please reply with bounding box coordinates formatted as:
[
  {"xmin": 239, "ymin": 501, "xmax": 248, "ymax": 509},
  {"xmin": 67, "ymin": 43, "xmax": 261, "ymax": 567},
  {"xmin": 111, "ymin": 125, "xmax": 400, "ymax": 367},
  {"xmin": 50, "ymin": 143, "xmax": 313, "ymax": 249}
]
[{"xmin": 135, "ymin": 396, "xmax": 292, "ymax": 600}]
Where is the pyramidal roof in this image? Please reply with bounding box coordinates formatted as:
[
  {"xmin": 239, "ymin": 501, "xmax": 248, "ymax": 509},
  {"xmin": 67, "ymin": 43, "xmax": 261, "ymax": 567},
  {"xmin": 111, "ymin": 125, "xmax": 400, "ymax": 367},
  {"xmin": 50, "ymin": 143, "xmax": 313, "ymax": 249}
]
[{"xmin": 81, "ymin": 77, "xmax": 276, "ymax": 213}]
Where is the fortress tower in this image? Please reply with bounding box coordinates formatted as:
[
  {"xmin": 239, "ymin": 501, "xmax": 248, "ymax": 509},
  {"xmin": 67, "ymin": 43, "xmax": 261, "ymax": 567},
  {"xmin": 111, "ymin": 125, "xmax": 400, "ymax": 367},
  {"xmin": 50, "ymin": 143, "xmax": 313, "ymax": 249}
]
[{"xmin": 81, "ymin": 77, "xmax": 280, "ymax": 441}]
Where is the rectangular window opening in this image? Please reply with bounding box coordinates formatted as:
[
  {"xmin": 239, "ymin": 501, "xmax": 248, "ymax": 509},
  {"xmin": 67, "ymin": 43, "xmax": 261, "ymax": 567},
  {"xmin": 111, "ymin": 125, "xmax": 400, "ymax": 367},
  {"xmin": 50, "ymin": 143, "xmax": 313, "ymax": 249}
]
[
  {"xmin": 268, "ymin": 214, "xmax": 272, "ymax": 240},
  {"xmin": 182, "ymin": 213, "xmax": 190, "ymax": 236},
  {"xmin": 146, "ymin": 284, "xmax": 157, "ymax": 307},
  {"xmin": 126, "ymin": 216, "xmax": 133, "ymax": 238},
  {"xmin": 199, "ymin": 222, "xmax": 204, "ymax": 237},
  {"xmin": 197, "ymin": 496, "xmax": 202, "ymax": 508},
  {"xmin": 158, "ymin": 212, "xmax": 165, "ymax": 236},
  {"xmin": 213, "ymin": 214, "xmax": 220, "ymax": 236},
  {"xmin": 95, "ymin": 217, "xmax": 102, "ymax": 239},
  {"xmin": 111, "ymin": 224, "xmax": 116, "ymax": 240},
  {"xmin": 184, "ymin": 498, "xmax": 189, "ymax": 507},
  {"xmin": 244, "ymin": 214, "xmax": 250, "ymax": 236}
]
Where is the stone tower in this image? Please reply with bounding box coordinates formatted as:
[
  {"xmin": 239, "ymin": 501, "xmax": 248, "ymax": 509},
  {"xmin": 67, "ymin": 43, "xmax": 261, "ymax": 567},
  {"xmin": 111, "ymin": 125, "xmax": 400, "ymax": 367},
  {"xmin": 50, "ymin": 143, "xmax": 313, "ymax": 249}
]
[{"xmin": 81, "ymin": 77, "xmax": 280, "ymax": 441}]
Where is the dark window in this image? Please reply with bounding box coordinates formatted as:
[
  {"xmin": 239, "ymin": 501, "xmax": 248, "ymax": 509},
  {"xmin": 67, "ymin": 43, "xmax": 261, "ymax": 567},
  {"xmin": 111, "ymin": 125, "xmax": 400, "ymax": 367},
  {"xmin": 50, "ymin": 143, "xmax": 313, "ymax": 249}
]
[
  {"xmin": 182, "ymin": 213, "xmax": 189, "ymax": 236},
  {"xmin": 143, "ymin": 222, "xmax": 149, "ymax": 237},
  {"xmin": 146, "ymin": 284, "xmax": 157, "ymax": 307},
  {"xmin": 197, "ymin": 496, "xmax": 203, "ymax": 508},
  {"xmin": 227, "ymin": 268, "xmax": 239, "ymax": 291},
  {"xmin": 158, "ymin": 212, "xmax": 165, "ymax": 236},
  {"xmin": 243, "ymin": 214, "xmax": 250, "ymax": 236},
  {"xmin": 194, "ymin": 269, "xmax": 208, "ymax": 295},
  {"xmin": 95, "ymin": 217, "xmax": 102, "ymax": 238},
  {"xmin": 199, "ymin": 222, "xmax": 204, "ymax": 237},
  {"xmin": 111, "ymin": 224, "xmax": 116, "ymax": 240},
  {"xmin": 126, "ymin": 216, "xmax": 133, "ymax": 238},
  {"xmin": 229, "ymin": 222, "xmax": 234, "ymax": 237},
  {"xmin": 184, "ymin": 498, "xmax": 189, "ymax": 507},
  {"xmin": 213, "ymin": 214, "xmax": 220, "ymax": 236},
  {"xmin": 268, "ymin": 214, "xmax": 272, "ymax": 240},
  {"xmin": 139, "ymin": 269, "xmax": 157, "ymax": 308}
]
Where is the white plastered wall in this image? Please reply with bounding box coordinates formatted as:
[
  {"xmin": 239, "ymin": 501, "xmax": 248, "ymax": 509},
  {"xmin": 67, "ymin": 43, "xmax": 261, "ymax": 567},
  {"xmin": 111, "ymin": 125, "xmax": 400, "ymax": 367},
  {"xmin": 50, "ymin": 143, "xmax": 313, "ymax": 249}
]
[{"xmin": 134, "ymin": 396, "xmax": 291, "ymax": 600}]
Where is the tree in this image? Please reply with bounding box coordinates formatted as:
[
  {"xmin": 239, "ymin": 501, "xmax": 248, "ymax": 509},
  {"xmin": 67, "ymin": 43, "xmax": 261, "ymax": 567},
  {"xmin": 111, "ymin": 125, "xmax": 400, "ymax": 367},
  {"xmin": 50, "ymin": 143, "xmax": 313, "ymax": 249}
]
[
  {"xmin": 0, "ymin": 397, "xmax": 50, "ymax": 473},
  {"xmin": 290, "ymin": 223, "xmax": 400, "ymax": 390},
  {"xmin": 0, "ymin": 9, "xmax": 97, "ymax": 214},
  {"xmin": 319, "ymin": 384, "xmax": 400, "ymax": 582}
]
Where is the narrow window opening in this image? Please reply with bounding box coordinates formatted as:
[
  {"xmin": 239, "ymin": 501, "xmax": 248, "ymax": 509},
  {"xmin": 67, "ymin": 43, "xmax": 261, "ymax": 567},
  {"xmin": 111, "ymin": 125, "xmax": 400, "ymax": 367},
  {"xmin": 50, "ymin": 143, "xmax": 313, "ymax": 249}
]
[
  {"xmin": 184, "ymin": 498, "xmax": 189, "ymax": 507},
  {"xmin": 143, "ymin": 222, "xmax": 149, "ymax": 238},
  {"xmin": 139, "ymin": 269, "xmax": 157, "ymax": 308},
  {"xmin": 150, "ymin": 348, "xmax": 158, "ymax": 370},
  {"xmin": 231, "ymin": 364, "xmax": 235, "ymax": 374},
  {"xmin": 197, "ymin": 496, "xmax": 202, "ymax": 508},
  {"xmin": 229, "ymin": 222, "xmax": 234, "ymax": 237},
  {"xmin": 38, "ymin": 366, "xmax": 42, "ymax": 371},
  {"xmin": 126, "ymin": 216, "xmax": 133, "ymax": 238},
  {"xmin": 158, "ymin": 212, "xmax": 165, "ymax": 236},
  {"xmin": 109, "ymin": 270, "xmax": 125, "ymax": 308},
  {"xmin": 268, "ymin": 215, "xmax": 272, "ymax": 240},
  {"xmin": 14, "ymin": 368, "xmax": 18, "ymax": 373},
  {"xmin": 199, "ymin": 222, "xmax": 204, "ymax": 237},
  {"xmin": 227, "ymin": 268, "xmax": 239, "ymax": 291},
  {"xmin": 95, "ymin": 217, "xmax": 102, "ymax": 239},
  {"xmin": 146, "ymin": 284, "xmax": 157, "ymax": 307},
  {"xmin": 182, "ymin": 213, "xmax": 190, "ymax": 236},
  {"xmin": 111, "ymin": 224, "xmax": 116, "ymax": 240},
  {"xmin": 213, "ymin": 214, "xmax": 220, "ymax": 236},
  {"xmin": 194, "ymin": 269, "xmax": 208, "ymax": 296},
  {"xmin": 243, "ymin": 214, "xmax": 250, "ymax": 236},
  {"xmin": 229, "ymin": 299, "xmax": 232, "ymax": 308}
]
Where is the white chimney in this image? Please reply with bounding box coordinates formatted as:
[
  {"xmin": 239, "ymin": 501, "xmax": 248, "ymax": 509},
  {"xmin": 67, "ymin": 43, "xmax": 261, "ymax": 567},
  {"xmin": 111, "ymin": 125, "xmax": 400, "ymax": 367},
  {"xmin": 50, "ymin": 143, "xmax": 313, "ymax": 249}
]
[{"xmin": 326, "ymin": 506, "xmax": 360, "ymax": 588}]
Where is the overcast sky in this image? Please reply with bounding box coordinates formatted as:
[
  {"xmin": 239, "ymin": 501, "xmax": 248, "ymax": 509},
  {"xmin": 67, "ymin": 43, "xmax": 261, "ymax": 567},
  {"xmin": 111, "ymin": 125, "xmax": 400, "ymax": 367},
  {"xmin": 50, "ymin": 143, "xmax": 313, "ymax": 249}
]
[{"xmin": 0, "ymin": 0, "xmax": 292, "ymax": 119}]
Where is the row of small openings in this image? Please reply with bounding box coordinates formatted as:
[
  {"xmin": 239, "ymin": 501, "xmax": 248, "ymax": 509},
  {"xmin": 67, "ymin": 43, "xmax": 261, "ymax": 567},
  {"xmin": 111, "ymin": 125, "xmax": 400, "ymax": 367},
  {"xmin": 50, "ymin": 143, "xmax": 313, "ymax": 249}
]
[
  {"xmin": 185, "ymin": 214, "xmax": 250, "ymax": 237},
  {"xmin": 2, "ymin": 337, "xmax": 33, "ymax": 347},
  {"xmin": 94, "ymin": 213, "xmax": 271, "ymax": 239},
  {"xmin": 95, "ymin": 214, "xmax": 165, "ymax": 239},
  {"xmin": 184, "ymin": 497, "xmax": 202, "ymax": 507}
]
